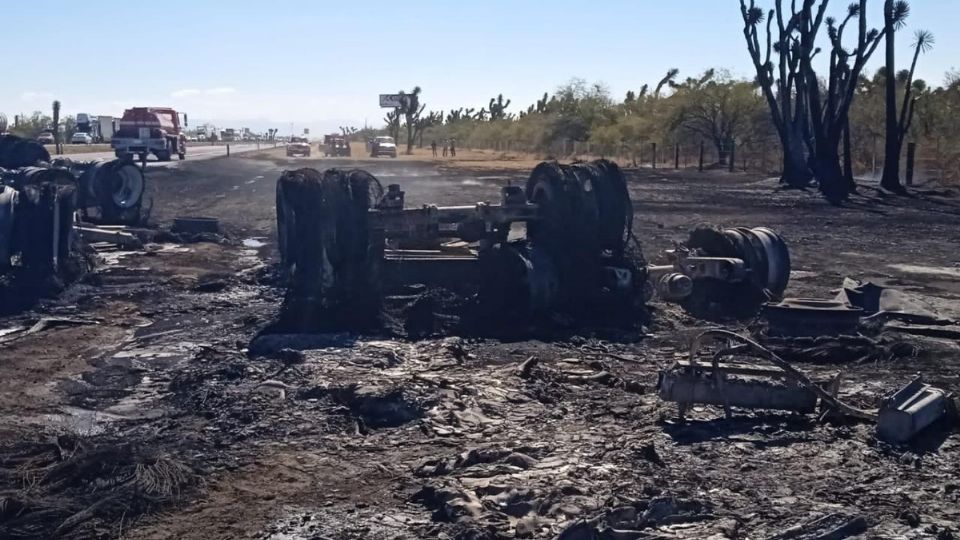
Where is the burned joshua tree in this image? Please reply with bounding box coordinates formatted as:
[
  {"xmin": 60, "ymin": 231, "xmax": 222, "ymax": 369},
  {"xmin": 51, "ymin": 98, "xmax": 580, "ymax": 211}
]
[{"xmin": 740, "ymin": 0, "xmax": 888, "ymax": 203}]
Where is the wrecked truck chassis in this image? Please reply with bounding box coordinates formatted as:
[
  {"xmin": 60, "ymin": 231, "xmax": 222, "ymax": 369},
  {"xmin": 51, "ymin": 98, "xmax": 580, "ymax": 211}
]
[
  {"xmin": 275, "ymin": 161, "xmax": 793, "ymax": 323},
  {"xmin": 0, "ymin": 160, "xmax": 146, "ymax": 272}
]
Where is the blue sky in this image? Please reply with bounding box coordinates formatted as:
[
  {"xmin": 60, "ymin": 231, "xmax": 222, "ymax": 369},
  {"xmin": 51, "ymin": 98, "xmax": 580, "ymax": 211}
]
[{"xmin": 4, "ymin": 0, "xmax": 957, "ymax": 134}]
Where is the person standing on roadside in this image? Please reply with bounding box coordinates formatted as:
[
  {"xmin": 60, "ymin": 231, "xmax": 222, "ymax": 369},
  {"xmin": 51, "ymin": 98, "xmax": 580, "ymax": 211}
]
[
  {"xmin": 431, "ymin": 140, "xmax": 438, "ymax": 157},
  {"xmin": 449, "ymin": 138, "xmax": 456, "ymax": 157},
  {"xmin": 442, "ymin": 140, "xmax": 448, "ymax": 157}
]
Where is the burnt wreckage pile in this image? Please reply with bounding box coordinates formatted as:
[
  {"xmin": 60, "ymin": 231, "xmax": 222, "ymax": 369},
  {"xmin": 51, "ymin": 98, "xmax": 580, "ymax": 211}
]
[
  {"xmin": 0, "ymin": 134, "xmax": 147, "ymax": 286},
  {"xmin": 274, "ymin": 159, "xmax": 791, "ymax": 332}
]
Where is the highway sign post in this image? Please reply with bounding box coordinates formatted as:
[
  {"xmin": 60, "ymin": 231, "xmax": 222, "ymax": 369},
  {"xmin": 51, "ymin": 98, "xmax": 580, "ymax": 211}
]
[{"xmin": 380, "ymin": 94, "xmax": 409, "ymax": 109}]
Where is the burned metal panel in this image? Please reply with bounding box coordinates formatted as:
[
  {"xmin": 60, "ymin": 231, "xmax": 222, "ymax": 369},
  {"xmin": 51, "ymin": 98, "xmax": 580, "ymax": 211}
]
[
  {"xmin": 877, "ymin": 376, "xmax": 952, "ymax": 443},
  {"xmin": 658, "ymin": 370, "xmax": 818, "ymax": 413}
]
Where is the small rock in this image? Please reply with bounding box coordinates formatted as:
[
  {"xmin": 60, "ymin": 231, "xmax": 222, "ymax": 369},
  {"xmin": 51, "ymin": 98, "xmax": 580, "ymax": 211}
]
[
  {"xmin": 195, "ymin": 279, "xmax": 228, "ymax": 293},
  {"xmin": 900, "ymin": 509, "xmax": 921, "ymax": 528},
  {"xmin": 515, "ymin": 516, "xmax": 539, "ymax": 538},
  {"xmin": 636, "ymin": 442, "xmax": 666, "ymax": 467},
  {"xmin": 504, "ymin": 452, "xmax": 537, "ymax": 469}
]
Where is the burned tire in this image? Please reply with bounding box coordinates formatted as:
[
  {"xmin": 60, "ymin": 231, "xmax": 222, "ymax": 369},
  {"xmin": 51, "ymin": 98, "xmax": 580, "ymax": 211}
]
[
  {"xmin": 0, "ymin": 135, "xmax": 50, "ymax": 169},
  {"xmin": 683, "ymin": 225, "xmax": 791, "ymax": 319},
  {"xmin": 276, "ymin": 176, "xmax": 297, "ymax": 271},
  {"xmin": 13, "ymin": 181, "xmax": 77, "ymax": 271},
  {"xmin": 567, "ymin": 160, "xmax": 633, "ymax": 258},
  {"xmin": 525, "ymin": 161, "xmax": 585, "ymax": 255},
  {"xmin": 93, "ymin": 160, "xmax": 146, "ymax": 225},
  {"xmin": 0, "ymin": 135, "xmax": 19, "ymax": 164},
  {"xmin": 0, "ymin": 186, "xmax": 17, "ymax": 269},
  {"xmin": 275, "ymin": 168, "xmax": 384, "ymax": 330}
]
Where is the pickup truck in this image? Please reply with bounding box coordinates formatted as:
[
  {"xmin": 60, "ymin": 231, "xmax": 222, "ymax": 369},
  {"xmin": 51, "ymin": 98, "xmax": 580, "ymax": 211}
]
[
  {"xmin": 287, "ymin": 136, "xmax": 311, "ymax": 157},
  {"xmin": 323, "ymin": 134, "xmax": 351, "ymax": 157},
  {"xmin": 367, "ymin": 136, "xmax": 397, "ymax": 158}
]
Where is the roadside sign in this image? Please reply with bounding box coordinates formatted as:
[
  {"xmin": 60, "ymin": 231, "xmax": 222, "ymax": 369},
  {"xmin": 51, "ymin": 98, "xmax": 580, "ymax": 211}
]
[
  {"xmin": 380, "ymin": 94, "xmax": 410, "ymax": 108},
  {"xmin": 303, "ymin": 128, "xmax": 310, "ymax": 135}
]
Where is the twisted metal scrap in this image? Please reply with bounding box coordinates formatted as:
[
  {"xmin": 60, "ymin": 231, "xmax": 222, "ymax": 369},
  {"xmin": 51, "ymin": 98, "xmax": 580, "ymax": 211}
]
[{"xmin": 689, "ymin": 329, "xmax": 878, "ymax": 422}]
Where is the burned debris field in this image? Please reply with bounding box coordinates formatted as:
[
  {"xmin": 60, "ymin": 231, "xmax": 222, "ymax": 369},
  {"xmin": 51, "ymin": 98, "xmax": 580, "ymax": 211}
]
[{"xmin": 1, "ymin": 148, "xmax": 959, "ymax": 540}]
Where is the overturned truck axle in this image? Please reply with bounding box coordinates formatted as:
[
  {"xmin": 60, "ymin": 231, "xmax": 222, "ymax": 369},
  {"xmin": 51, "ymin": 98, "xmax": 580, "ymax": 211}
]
[
  {"xmin": 0, "ymin": 159, "xmax": 146, "ymax": 272},
  {"xmin": 275, "ymin": 161, "xmax": 791, "ymax": 328}
]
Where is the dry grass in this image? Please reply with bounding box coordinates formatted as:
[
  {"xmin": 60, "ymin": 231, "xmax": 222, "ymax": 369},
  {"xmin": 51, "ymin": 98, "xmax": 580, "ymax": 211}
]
[
  {"xmin": 43, "ymin": 144, "xmax": 112, "ymax": 156},
  {"xmin": 259, "ymin": 142, "xmax": 623, "ymax": 171}
]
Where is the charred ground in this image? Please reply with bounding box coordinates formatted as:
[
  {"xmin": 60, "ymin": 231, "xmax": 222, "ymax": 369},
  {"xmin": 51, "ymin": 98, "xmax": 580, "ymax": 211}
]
[{"xmin": 1, "ymin": 150, "xmax": 958, "ymax": 539}]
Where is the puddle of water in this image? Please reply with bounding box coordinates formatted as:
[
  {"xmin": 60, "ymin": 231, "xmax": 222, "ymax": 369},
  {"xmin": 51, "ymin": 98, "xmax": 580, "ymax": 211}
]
[
  {"xmin": 23, "ymin": 406, "xmax": 131, "ymax": 436},
  {"xmin": 154, "ymin": 244, "xmax": 192, "ymax": 252},
  {"xmin": 240, "ymin": 250, "xmax": 260, "ymax": 266},
  {"xmin": 243, "ymin": 238, "xmax": 267, "ymax": 248},
  {"xmin": 0, "ymin": 326, "xmax": 26, "ymax": 338},
  {"xmin": 98, "ymin": 251, "xmax": 132, "ymax": 265},
  {"xmin": 103, "ymin": 375, "xmax": 169, "ymax": 419},
  {"xmin": 888, "ymin": 264, "xmax": 960, "ymax": 279}
]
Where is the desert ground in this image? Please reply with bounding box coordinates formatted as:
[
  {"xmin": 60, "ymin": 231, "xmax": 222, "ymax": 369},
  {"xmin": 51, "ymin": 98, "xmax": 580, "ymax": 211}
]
[{"xmin": 1, "ymin": 146, "xmax": 958, "ymax": 539}]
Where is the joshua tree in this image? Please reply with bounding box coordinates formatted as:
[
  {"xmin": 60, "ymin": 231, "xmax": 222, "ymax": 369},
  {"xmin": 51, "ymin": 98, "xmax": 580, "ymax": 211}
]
[
  {"xmin": 739, "ymin": 1, "xmax": 814, "ymax": 187},
  {"xmin": 654, "ymin": 68, "xmax": 680, "ymax": 98},
  {"xmin": 741, "ymin": 0, "xmax": 886, "ymax": 202},
  {"xmin": 414, "ymin": 111, "xmax": 443, "ymax": 147},
  {"xmin": 384, "ymin": 110, "xmax": 401, "ymax": 141},
  {"xmin": 52, "ymin": 100, "xmax": 61, "ymax": 152},
  {"xmin": 397, "ymin": 87, "xmax": 425, "ymax": 154},
  {"xmin": 880, "ymin": 0, "xmax": 932, "ymax": 191},
  {"xmin": 488, "ymin": 94, "xmax": 511, "ymax": 120},
  {"xmin": 535, "ymin": 93, "xmax": 550, "ymax": 113}
]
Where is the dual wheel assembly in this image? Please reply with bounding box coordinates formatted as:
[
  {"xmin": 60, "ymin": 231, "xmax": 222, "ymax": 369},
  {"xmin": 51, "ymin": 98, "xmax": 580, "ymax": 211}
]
[
  {"xmin": 481, "ymin": 159, "xmax": 640, "ymax": 318},
  {"xmin": 683, "ymin": 225, "xmax": 792, "ymax": 316}
]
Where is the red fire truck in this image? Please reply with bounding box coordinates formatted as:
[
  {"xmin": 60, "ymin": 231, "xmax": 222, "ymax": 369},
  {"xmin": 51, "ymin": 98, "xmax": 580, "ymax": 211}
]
[{"xmin": 111, "ymin": 107, "xmax": 188, "ymax": 162}]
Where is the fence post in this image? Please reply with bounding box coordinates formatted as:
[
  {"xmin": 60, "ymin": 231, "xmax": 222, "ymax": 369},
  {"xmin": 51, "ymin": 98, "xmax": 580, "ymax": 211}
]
[
  {"xmin": 729, "ymin": 141, "xmax": 736, "ymax": 173},
  {"xmin": 906, "ymin": 142, "xmax": 916, "ymax": 186},
  {"xmin": 227, "ymin": 144, "xmax": 231, "ymax": 157},
  {"xmin": 698, "ymin": 140, "xmax": 705, "ymax": 172},
  {"xmin": 674, "ymin": 143, "xmax": 680, "ymax": 169},
  {"xmin": 651, "ymin": 142, "xmax": 657, "ymax": 169}
]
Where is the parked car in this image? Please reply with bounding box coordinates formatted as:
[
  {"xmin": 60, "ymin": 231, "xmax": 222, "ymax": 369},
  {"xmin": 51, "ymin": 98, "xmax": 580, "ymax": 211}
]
[
  {"xmin": 71, "ymin": 132, "xmax": 94, "ymax": 144},
  {"xmin": 36, "ymin": 131, "xmax": 55, "ymax": 145}
]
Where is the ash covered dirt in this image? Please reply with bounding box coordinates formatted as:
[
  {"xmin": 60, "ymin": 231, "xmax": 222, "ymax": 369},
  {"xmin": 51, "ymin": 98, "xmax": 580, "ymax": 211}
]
[{"xmin": 1, "ymin": 151, "xmax": 958, "ymax": 539}]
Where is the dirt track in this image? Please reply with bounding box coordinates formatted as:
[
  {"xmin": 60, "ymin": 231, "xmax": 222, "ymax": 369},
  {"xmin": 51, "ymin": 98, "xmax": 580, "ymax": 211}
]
[{"xmin": 1, "ymin": 150, "xmax": 959, "ymax": 539}]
